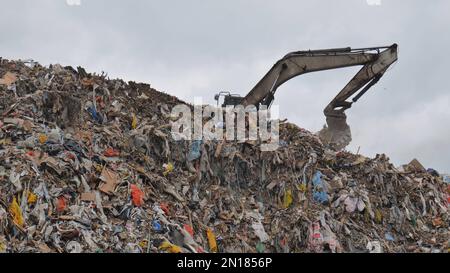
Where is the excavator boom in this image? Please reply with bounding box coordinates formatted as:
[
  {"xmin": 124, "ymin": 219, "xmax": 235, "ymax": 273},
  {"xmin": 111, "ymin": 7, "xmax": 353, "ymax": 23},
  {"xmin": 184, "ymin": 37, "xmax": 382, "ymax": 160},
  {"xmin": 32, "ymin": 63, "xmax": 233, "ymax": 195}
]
[{"xmin": 241, "ymin": 44, "xmax": 398, "ymax": 109}]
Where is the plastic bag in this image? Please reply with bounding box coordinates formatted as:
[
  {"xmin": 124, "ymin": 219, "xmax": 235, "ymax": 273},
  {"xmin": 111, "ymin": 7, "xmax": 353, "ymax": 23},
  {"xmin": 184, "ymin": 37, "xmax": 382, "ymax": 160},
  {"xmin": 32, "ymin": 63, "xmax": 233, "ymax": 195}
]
[
  {"xmin": 312, "ymin": 171, "xmax": 329, "ymax": 204},
  {"xmin": 87, "ymin": 106, "xmax": 103, "ymax": 124},
  {"xmin": 187, "ymin": 140, "xmax": 202, "ymax": 161},
  {"xmin": 251, "ymin": 221, "xmax": 269, "ymax": 243},
  {"xmin": 367, "ymin": 241, "xmax": 383, "ymax": 253}
]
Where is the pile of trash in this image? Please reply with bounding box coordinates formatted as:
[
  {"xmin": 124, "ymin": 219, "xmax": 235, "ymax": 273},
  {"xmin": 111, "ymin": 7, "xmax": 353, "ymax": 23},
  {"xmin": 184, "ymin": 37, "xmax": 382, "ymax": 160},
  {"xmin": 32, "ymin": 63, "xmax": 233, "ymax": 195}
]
[{"xmin": 0, "ymin": 58, "xmax": 448, "ymax": 253}]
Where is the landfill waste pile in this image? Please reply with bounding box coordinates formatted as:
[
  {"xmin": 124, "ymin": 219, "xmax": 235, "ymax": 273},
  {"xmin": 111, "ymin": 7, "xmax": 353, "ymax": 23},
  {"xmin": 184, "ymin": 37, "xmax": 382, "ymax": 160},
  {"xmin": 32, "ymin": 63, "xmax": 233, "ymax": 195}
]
[{"xmin": 0, "ymin": 58, "xmax": 449, "ymax": 253}]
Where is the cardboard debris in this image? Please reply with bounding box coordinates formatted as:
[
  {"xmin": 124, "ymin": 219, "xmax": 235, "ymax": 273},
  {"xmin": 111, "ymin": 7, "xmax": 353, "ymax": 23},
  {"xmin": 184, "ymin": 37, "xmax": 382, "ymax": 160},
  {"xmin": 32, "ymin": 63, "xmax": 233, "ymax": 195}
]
[
  {"xmin": 0, "ymin": 72, "xmax": 17, "ymax": 86},
  {"xmin": 406, "ymin": 158, "xmax": 426, "ymax": 172},
  {"xmin": 99, "ymin": 167, "xmax": 119, "ymax": 195},
  {"xmin": 80, "ymin": 192, "xmax": 97, "ymax": 202}
]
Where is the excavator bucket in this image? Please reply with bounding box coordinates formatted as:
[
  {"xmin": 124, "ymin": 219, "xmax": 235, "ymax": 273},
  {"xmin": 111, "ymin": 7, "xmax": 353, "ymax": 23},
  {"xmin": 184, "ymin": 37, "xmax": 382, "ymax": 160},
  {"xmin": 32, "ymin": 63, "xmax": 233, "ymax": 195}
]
[{"xmin": 318, "ymin": 115, "xmax": 352, "ymax": 151}]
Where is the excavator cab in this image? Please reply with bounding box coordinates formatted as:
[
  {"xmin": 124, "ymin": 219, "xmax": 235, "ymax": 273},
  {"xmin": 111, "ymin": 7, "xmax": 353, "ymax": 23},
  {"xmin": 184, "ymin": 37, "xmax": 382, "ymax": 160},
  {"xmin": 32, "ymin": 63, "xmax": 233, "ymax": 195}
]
[{"xmin": 214, "ymin": 91, "xmax": 243, "ymax": 107}]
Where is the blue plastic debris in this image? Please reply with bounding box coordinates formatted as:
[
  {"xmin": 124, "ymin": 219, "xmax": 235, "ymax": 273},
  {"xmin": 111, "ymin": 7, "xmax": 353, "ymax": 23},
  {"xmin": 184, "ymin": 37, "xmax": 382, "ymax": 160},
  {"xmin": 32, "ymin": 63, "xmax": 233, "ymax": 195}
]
[
  {"xmin": 87, "ymin": 106, "xmax": 103, "ymax": 124},
  {"xmin": 279, "ymin": 140, "xmax": 288, "ymax": 147},
  {"xmin": 312, "ymin": 171, "xmax": 322, "ymax": 186},
  {"xmin": 427, "ymin": 168, "xmax": 440, "ymax": 177},
  {"xmin": 312, "ymin": 171, "xmax": 329, "ymax": 204},
  {"xmin": 442, "ymin": 174, "xmax": 450, "ymax": 184},
  {"xmin": 313, "ymin": 191, "xmax": 329, "ymax": 204},
  {"xmin": 112, "ymin": 225, "xmax": 124, "ymax": 236},
  {"xmin": 187, "ymin": 140, "xmax": 202, "ymax": 161},
  {"xmin": 152, "ymin": 220, "xmax": 162, "ymax": 232},
  {"xmin": 385, "ymin": 232, "xmax": 395, "ymax": 241}
]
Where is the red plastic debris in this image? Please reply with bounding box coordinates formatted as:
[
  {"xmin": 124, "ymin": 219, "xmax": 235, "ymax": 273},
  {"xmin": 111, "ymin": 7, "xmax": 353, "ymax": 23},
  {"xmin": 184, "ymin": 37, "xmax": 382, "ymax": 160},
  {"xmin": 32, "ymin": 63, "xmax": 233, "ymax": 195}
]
[
  {"xmin": 95, "ymin": 96, "xmax": 105, "ymax": 109},
  {"xmin": 65, "ymin": 151, "xmax": 76, "ymax": 161},
  {"xmin": 196, "ymin": 247, "xmax": 204, "ymax": 253},
  {"xmin": 104, "ymin": 147, "xmax": 120, "ymax": 157},
  {"xmin": 130, "ymin": 184, "xmax": 144, "ymax": 207},
  {"xmin": 160, "ymin": 202, "xmax": 170, "ymax": 215},
  {"xmin": 184, "ymin": 224, "xmax": 194, "ymax": 237},
  {"xmin": 56, "ymin": 196, "xmax": 67, "ymax": 212}
]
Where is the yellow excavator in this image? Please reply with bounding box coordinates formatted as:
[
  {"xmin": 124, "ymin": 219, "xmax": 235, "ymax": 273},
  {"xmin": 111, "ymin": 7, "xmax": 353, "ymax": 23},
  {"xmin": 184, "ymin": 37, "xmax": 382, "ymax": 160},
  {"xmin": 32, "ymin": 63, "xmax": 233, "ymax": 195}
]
[{"xmin": 215, "ymin": 44, "xmax": 398, "ymax": 150}]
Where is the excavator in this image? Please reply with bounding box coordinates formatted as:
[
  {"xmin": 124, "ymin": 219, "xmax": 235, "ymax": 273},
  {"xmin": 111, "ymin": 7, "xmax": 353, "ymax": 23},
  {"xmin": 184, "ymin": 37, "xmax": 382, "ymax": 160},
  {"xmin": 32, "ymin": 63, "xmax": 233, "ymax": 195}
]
[{"xmin": 214, "ymin": 44, "xmax": 398, "ymax": 150}]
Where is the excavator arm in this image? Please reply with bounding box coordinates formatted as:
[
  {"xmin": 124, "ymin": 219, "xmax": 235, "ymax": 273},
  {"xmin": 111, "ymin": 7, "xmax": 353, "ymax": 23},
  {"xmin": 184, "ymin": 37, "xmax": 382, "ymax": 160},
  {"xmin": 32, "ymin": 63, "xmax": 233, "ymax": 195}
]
[
  {"xmin": 241, "ymin": 44, "xmax": 398, "ymax": 108},
  {"xmin": 233, "ymin": 44, "xmax": 398, "ymax": 149}
]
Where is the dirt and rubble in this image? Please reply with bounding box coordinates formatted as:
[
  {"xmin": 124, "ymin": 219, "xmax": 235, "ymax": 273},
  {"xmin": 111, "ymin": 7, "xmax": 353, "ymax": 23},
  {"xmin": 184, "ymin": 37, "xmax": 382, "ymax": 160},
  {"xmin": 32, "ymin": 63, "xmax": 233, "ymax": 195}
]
[{"xmin": 0, "ymin": 57, "xmax": 448, "ymax": 253}]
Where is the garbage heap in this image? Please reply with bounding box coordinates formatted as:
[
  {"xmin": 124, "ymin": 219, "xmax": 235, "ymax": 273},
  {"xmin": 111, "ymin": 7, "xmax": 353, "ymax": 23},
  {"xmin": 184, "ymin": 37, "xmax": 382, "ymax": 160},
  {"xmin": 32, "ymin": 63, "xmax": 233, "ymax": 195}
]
[{"xmin": 0, "ymin": 58, "xmax": 448, "ymax": 253}]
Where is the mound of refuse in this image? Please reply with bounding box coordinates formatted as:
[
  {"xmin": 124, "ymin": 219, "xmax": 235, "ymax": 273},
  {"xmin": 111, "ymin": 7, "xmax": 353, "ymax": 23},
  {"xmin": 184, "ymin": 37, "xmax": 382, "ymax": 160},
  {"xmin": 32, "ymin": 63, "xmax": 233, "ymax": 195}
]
[{"xmin": 0, "ymin": 58, "xmax": 448, "ymax": 253}]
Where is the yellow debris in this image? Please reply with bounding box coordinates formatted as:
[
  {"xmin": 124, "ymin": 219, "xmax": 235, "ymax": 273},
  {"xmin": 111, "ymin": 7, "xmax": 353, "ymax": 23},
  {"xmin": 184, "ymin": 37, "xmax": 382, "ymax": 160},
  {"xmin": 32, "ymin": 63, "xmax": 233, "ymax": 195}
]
[
  {"xmin": 27, "ymin": 192, "xmax": 38, "ymax": 205},
  {"xmin": 0, "ymin": 138, "xmax": 12, "ymax": 145},
  {"xmin": 163, "ymin": 163, "xmax": 174, "ymax": 176},
  {"xmin": 131, "ymin": 113, "xmax": 138, "ymax": 130},
  {"xmin": 159, "ymin": 240, "xmax": 182, "ymax": 253},
  {"xmin": 139, "ymin": 240, "xmax": 148, "ymax": 249},
  {"xmin": 297, "ymin": 183, "xmax": 307, "ymax": 192},
  {"xmin": 38, "ymin": 134, "xmax": 48, "ymax": 144},
  {"xmin": 206, "ymin": 228, "xmax": 218, "ymax": 253},
  {"xmin": 375, "ymin": 209, "xmax": 383, "ymax": 224},
  {"xmin": 9, "ymin": 197, "xmax": 24, "ymax": 227},
  {"xmin": 283, "ymin": 189, "xmax": 293, "ymax": 208}
]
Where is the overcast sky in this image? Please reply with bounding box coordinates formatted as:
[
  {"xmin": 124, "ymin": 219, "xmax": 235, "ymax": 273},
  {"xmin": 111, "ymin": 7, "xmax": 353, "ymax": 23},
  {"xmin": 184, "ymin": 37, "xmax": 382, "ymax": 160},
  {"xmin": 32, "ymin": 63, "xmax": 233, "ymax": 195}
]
[{"xmin": 1, "ymin": 0, "xmax": 449, "ymax": 172}]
